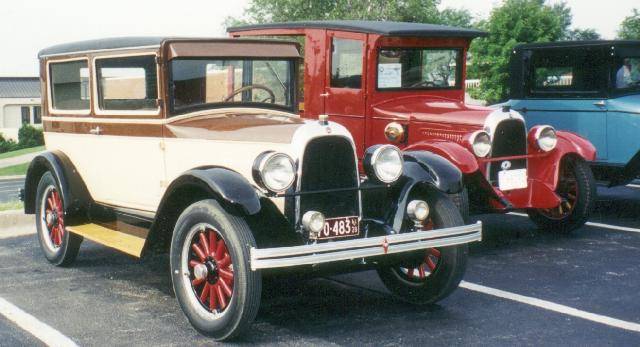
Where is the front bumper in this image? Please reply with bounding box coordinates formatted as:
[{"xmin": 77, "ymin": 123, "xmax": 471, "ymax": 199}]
[{"xmin": 250, "ymin": 222, "xmax": 482, "ymax": 270}]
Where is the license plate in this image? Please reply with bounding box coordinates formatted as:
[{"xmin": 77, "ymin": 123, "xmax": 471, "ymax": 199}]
[
  {"xmin": 317, "ymin": 216, "xmax": 360, "ymax": 240},
  {"xmin": 498, "ymin": 168, "xmax": 528, "ymax": 191}
]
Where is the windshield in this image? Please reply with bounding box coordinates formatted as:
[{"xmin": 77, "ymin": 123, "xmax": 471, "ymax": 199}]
[
  {"xmin": 377, "ymin": 48, "xmax": 461, "ymax": 90},
  {"xmin": 169, "ymin": 58, "xmax": 295, "ymax": 115},
  {"xmin": 613, "ymin": 52, "xmax": 640, "ymax": 94}
]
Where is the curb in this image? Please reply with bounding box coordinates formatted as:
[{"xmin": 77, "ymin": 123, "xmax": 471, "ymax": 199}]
[
  {"xmin": 0, "ymin": 209, "xmax": 32, "ymax": 229},
  {"xmin": 0, "ymin": 175, "xmax": 25, "ymax": 181}
]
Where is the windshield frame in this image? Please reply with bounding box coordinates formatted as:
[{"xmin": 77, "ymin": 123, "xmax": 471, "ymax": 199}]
[
  {"xmin": 375, "ymin": 46, "xmax": 463, "ymax": 92},
  {"xmin": 167, "ymin": 57, "xmax": 299, "ymax": 117}
]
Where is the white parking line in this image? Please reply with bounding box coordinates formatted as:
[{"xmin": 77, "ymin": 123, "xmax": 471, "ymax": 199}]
[
  {"xmin": 508, "ymin": 212, "xmax": 640, "ymax": 234},
  {"xmin": 0, "ymin": 297, "xmax": 78, "ymax": 346},
  {"xmin": 627, "ymin": 184, "xmax": 640, "ymax": 189},
  {"xmin": 460, "ymin": 281, "xmax": 640, "ymax": 333}
]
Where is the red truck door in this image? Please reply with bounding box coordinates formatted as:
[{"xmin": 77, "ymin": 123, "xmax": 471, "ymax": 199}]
[{"xmin": 323, "ymin": 31, "xmax": 367, "ymax": 157}]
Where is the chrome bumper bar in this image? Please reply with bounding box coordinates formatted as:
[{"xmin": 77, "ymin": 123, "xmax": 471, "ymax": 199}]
[{"xmin": 250, "ymin": 222, "xmax": 482, "ymax": 270}]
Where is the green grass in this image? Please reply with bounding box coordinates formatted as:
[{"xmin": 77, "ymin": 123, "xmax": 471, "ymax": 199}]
[
  {"xmin": 0, "ymin": 200, "xmax": 23, "ymax": 211},
  {"xmin": 0, "ymin": 146, "xmax": 45, "ymax": 160},
  {"xmin": 0, "ymin": 162, "xmax": 29, "ymax": 176}
]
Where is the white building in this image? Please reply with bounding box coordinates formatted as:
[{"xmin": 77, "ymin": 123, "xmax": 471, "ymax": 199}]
[{"xmin": 0, "ymin": 77, "xmax": 42, "ymax": 140}]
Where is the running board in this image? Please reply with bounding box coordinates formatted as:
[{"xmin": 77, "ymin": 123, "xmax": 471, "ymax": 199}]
[{"xmin": 67, "ymin": 223, "xmax": 148, "ymax": 258}]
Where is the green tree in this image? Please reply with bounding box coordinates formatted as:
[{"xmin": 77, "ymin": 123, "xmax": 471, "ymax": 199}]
[
  {"xmin": 566, "ymin": 28, "xmax": 601, "ymax": 41},
  {"xmin": 227, "ymin": 0, "xmax": 474, "ymax": 28},
  {"xmin": 468, "ymin": 0, "xmax": 572, "ymax": 104},
  {"xmin": 618, "ymin": 8, "xmax": 640, "ymax": 39}
]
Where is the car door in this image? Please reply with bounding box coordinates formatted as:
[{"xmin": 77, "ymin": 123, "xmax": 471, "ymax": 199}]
[
  {"xmin": 513, "ymin": 47, "xmax": 609, "ymax": 160},
  {"xmin": 89, "ymin": 53, "xmax": 166, "ymax": 211},
  {"xmin": 324, "ymin": 31, "xmax": 367, "ymax": 157}
]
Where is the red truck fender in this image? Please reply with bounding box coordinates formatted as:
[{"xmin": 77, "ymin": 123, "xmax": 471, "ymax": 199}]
[
  {"xmin": 527, "ymin": 130, "xmax": 597, "ymax": 191},
  {"xmin": 404, "ymin": 140, "xmax": 480, "ymax": 174}
]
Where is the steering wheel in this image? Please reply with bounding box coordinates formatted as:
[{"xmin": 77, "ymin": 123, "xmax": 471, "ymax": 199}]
[
  {"xmin": 409, "ymin": 80, "xmax": 437, "ymax": 88},
  {"xmin": 223, "ymin": 84, "xmax": 276, "ymax": 104}
]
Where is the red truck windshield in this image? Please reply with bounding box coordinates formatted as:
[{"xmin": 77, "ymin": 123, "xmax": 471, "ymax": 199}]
[{"xmin": 376, "ymin": 48, "xmax": 461, "ymax": 90}]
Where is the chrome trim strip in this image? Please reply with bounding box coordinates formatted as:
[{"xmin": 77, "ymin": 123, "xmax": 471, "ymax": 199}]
[{"xmin": 250, "ymin": 222, "xmax": 482, "ymax": 270}]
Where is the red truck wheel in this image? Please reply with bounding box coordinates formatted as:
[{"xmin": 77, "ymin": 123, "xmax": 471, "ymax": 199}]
[{"xmin": 528, "ymin": 157, "xmax": 596, "ymax": 233}]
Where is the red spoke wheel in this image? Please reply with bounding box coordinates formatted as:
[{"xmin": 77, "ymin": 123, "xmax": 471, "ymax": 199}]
[
  {"xmin": 35, "ymin": 172, "xmax": 82, "ymax": 266},
  {"xmin": 187, "ymin": 226, "xmax": 234, "ymax": 313},
  {"xmin": 528, "ymin": 157, "xmax": 596, "ymax": 233},
  {"xmin": 377, "ymin": 190, "xmax": 468, "ymax": 305},
  {"xmin": 171, "ymin": 199, "xmax": 261, "ymax": 341},
  {"xmin": 401, "ymin": 220, "xmax": 442, "ymax": 282}
]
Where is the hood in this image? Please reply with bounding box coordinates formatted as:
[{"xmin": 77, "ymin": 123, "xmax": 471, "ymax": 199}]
[
  {"xmin": 372, "ymin": 95, "xmax": 492, "ymax": 127},
  {"xmin": 166, "ymin": 108, "xmax": 307, "ymax": 143}
]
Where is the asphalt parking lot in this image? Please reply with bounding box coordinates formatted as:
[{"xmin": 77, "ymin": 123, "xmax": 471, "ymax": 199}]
[{"xmin": 0, "ymin": 185, "xmax": 639, "ymax": 346}]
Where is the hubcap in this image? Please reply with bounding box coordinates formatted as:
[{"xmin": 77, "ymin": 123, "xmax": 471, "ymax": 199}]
[{"xmin": 187, "ymin": 226, "xmax": 234, "ymax": 313}]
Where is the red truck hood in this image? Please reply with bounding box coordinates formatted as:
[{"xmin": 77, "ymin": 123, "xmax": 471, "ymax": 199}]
[{"xmin": 372, "ymin": 95, "xmax": 492, "ymax": 127}]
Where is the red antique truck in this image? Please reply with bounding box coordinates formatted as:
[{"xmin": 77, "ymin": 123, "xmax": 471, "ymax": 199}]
[{"xmin": 229, "ymin": 20, "xmax": 597, "ymax": 232}]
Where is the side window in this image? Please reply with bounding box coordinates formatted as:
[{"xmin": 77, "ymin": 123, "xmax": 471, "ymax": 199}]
[
  {"xmin": 331, "ymin": 38, "xmax": 363, "ymax": 89},
  {"xmin": 50, "ymin": 60, "xmax": 90, "ymax": 111},
  {"xmin": 528, "ymin": 48, "xmax": 607, "ymax": 97},
  {"xmin": 21, "ymin": 106, "xmax": 30, "ymax": 124},
  {"xmin": 33, "ymin": 106, "xmax": 42, "ymax": 124},
  {"xmin": 96, "ymin": 55, "xmax": 158, "ymax": 111}
]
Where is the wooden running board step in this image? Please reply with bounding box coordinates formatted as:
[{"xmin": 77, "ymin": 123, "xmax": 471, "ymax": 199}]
[{"xmin": 67, "ymin": 223, "xmax": 148, "ymax": 258}]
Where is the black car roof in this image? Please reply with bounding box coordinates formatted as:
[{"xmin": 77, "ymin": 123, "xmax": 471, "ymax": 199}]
[
  {"xmin": 515, "ymin": 40, "xmax": 640, "ymax": 50},
  {"xmin": 228, "ymin": 20, "xmax": 487, "ymax": 38}
]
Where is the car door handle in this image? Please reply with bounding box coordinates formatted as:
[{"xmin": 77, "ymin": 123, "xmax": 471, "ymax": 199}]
[
  {"xmin": 89, "ymin": 126, "xmax": 102, "ymax": 135},
  {"xmin": 593, "ymin": 100, "xmax": 606, "ymax": 107},
  {"xmin": 320, "ymin": 92, "xmax": 330, "ymax": 97}
]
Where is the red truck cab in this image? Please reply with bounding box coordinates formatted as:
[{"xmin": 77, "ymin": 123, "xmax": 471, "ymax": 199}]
[{"xmin": 230, "ymin": 20, "xmax": 597, "ymax": 233}]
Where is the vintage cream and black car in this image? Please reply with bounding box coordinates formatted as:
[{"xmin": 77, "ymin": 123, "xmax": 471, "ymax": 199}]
[{"xmin": 23, "ymin": 37, "xmax": 482, "ymax": 340}]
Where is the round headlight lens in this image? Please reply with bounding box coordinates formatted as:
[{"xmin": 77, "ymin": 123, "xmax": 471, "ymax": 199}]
[
  {"xmin": 254, "ymin": 152, "xmax": 296, "ymax": 193},
  {"xmin": 536, "ymin": 126, "xmax": 557, "ymax": 152},
  {"xmin": 371, "ymin": 145, "xmax": 404, "ymax": 183},
  {"xmin": 470, "ymin": 131, "xmax": 492, "ymax": 158}
]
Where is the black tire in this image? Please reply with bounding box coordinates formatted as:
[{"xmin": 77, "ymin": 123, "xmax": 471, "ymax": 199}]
[
  {"xmin": 35, "ymin": 171, "xmax": 82, "ymax": 267},
  {"xmin": 170, "ymin": 199, "xmax": 261, "ymax": 341},
  {"xmin": 448, "ymin": 187, "xmax": 470, "ymax": 223},
  {"xmin": 377, "ymin": 190, "xmax": 468, "ymax": 305},
  {"xmin": 528, "ymin": 156, "xmax": 596, "ymax": 233}
]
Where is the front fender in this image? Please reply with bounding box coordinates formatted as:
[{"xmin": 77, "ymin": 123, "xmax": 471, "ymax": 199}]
[
  {"xmin": 404, "ymin": 140, "xmax": 479, "ymax": 174},
  {"xmin": 160, "ymin": 167, "xmax": 261, "ymax": 216},
  {"xmin": 528, "ymin": 130, "xmax": 596, "ymax": 190},
  {"xmin": 381, "ymin": 152, "xmax": 463, "ymax": 232}
]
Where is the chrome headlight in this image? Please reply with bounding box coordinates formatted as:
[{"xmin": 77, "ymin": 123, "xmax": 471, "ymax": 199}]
[
  {"xmin": 469, "ymin": 130, "xmax": 492, "ymax": 158},
  {"xmin": 364, "ymin": 145, "xmax": 404, "ymax": 184},
  {"xmin": 252, "ymin": 151, "xmax": 296, "ymax": 193},
  {"xmin": 533, "ymin": 125, "xmax": 557, "ymax": 152}
]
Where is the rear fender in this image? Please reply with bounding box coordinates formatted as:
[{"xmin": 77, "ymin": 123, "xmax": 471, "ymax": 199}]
[{"xmin": 23, "ymin": 151, "xmax": 91, "ymax": 220}]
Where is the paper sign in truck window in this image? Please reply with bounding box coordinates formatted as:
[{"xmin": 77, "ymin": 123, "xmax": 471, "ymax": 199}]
[{"xmin": 378, "ymin": 63, "xmax": 402, "ymax": 88}]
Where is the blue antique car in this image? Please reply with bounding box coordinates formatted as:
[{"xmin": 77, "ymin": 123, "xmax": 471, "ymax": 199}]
[{"xmin": 506, "ymin": 40, "xmax": 640, "ymax": 186}]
